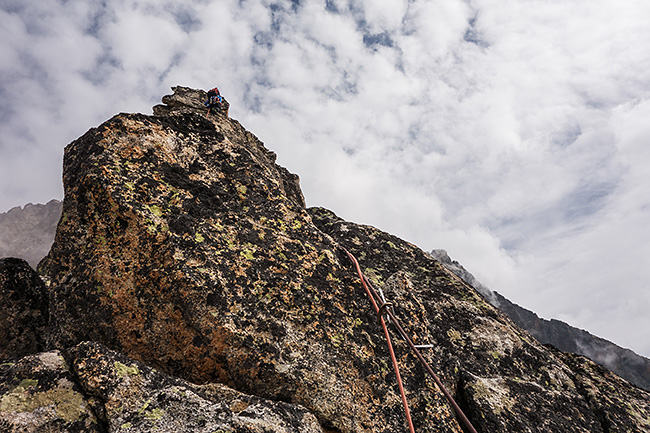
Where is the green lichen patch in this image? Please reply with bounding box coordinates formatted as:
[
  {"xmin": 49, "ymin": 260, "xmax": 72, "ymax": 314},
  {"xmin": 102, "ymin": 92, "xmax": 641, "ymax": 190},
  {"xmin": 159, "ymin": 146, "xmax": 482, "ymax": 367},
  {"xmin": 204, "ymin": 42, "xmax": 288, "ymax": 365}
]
[
  {"xmin": 16, "ymin": 379, "xmax": 39, "ymax": 390},
  {"xmin": 0, "ymin": 384, "xmax": 87, "ymax": 422},
  {"xmin": 240, "ymin": 247, "xmax": 255, "ymax": 261},
  {"xmin": 447, "ymin": 329, "xmax": 463, "ymax": 345},
  {"xmin": 236, "ymin": 184, "xmax": 247, "ymax": 199},
  {"xmin": 114, "ymin": 361, "xmax": 140, "ymax": 377},
  {"xmin": 143, "ymin": 407, "xmax": 165, "ymax": 420},
  {"xmin": 467, "ymin": 377, "xmax": 515, "ymax": 415}
]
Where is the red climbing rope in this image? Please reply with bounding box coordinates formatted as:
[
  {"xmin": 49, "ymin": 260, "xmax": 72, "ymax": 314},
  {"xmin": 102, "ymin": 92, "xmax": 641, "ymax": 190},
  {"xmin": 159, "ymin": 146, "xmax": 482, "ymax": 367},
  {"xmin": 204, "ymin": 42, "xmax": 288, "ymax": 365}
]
[
  {"xmin": 344, "ymin": 248, "xmax": 416, "ymax": 433},
  {"xmin": 344, "ymin": 248, "xmax": 479, "ymax": 433}
]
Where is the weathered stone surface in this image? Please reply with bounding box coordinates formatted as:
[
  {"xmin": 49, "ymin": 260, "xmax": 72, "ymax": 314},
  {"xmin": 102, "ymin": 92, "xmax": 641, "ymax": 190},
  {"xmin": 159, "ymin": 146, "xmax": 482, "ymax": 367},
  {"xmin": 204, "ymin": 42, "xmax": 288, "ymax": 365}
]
[
  {"xmin": 0, "ymin": 200, "xmax": 62, "ymax": 268},
  {"xmin": 1, "ymin": 342, "xmax": 323, "ymax": 433},
  {"xmin": 0, "ymin": 258, "xmax": 49, "ymax": 360},
  {"xmin": 66, "ymin": 341, "xmax": 323, "ymax": 433},
  {"xmin": 0, "ymin": 350, "xmax": 100, "ymax": 433},
  {"xmin": 549, "ymin": 346, "xmax": 650, "ymax": 433},
  {"xmin": 308, "ymin": 207, "xmax": 650, "ymax": 432},
  {"xmin": 34, "ymin": 86, "xmax": 650, "ymax": 432}
]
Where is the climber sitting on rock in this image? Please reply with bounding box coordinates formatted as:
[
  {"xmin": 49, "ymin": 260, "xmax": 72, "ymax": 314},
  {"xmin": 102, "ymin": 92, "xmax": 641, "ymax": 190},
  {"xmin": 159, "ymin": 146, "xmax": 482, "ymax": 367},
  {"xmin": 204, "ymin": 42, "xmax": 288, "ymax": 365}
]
[{"xmin": 204, "ymin": 87, "xmax": 223, "ymax": 113}]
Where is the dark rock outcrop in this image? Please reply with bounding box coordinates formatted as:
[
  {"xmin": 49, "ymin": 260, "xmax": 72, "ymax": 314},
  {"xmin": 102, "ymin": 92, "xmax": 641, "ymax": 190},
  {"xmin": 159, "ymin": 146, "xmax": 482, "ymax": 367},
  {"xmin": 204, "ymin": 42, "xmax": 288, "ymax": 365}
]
[
  {"xmin": 0, "ymin": 258, "xmax": 49, "ymax": 360},
  {"xmin": 430, "ymin": 248, "xmax": 650, "ymax": 392},
  {"xmin": 493, "ymin": 292, "xmax": 650, "ymax": 392},
  {"xmin": 3, "ymin": 86, "xmax": 649, "ymax": 432},
  {"xmin": 549, "ymin": 346, "xmax": 650, "ymax": 432},
  {"xmin": 0, "ymin": 200, "xmax": 62, "ymax": 268}
]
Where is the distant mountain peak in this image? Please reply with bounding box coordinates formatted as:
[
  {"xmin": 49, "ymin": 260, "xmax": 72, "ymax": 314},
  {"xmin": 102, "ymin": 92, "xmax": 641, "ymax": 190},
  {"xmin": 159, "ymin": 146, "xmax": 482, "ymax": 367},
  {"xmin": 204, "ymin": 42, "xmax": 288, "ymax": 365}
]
[{"xmin": 0, "ymin": 199, "xmax": 62, "ymax": 268}]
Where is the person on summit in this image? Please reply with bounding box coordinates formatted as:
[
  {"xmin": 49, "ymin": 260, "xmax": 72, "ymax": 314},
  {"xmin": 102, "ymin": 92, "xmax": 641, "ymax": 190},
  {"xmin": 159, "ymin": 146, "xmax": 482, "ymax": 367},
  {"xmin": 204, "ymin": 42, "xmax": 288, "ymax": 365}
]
[{"xmin": 204, "ymin": 87, "xmax": 222, "ymax": 113}]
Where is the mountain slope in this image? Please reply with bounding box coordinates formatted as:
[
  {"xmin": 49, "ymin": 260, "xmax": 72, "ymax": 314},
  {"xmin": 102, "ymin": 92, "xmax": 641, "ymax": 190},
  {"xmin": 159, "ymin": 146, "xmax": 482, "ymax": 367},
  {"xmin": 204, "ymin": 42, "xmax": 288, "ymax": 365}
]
[
  {"xmin": 430, "ymin": 248, "xmax": 650, "ymax": 392},
  {"xmin": 0, "ymin": 200, "xmax": 62, "ymax": 268}
]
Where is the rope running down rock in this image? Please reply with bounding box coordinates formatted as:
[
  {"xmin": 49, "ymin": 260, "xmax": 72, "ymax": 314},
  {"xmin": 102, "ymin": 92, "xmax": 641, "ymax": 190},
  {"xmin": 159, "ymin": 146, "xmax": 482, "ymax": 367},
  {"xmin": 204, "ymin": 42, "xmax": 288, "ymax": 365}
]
[
  {"xmin": 343, "ymin": 248, "xmax": 416, "ymax": 433},
  {"xmin": 343, "ymin": 247, "xmax": 478, "ymax": 433}
]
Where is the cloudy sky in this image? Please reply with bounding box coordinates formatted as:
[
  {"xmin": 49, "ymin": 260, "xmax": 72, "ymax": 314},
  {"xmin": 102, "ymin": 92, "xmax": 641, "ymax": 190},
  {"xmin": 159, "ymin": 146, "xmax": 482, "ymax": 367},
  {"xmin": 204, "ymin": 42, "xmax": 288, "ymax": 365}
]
[{"xmin": 2, "ymin": 0, "xmax": 650, "ymax": 357}]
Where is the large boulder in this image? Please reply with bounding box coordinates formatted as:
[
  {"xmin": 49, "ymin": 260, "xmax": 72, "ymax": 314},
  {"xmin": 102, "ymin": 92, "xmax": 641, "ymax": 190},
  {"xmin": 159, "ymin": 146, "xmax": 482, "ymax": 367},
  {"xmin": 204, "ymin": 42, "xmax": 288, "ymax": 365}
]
[
  {"xmin": 41, "ymin": 89, "xmax": 395, "ymax": 432},
  {"xmin": 36, "ymin": 86, "xmax": 650, "ymax": 432}
]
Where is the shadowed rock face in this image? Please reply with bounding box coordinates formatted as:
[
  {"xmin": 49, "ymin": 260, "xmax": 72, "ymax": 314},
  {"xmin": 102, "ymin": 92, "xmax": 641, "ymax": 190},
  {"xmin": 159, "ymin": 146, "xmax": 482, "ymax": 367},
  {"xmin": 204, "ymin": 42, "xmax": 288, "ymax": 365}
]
[
  {"xmin": 547, "ymin": 346, "xmax": 650, "ymax": 432},
  {"xmin": 66, "ymin": 341, "xmax": 322, "ymax": 433},
  {"xmin": 0, "ymin": 258, "xmax": 49, "ymax": 360},
  {"xmin": 11, "ymin": 86, "xmax": 650, "ymax": 432}
]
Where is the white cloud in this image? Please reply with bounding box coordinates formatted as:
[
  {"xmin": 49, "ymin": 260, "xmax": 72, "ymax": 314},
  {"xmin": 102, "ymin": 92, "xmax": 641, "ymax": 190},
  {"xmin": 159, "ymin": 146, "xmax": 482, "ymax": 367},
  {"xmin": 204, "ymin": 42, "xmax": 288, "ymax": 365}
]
[
  {"xmin": 406, "ymin": 0, "xmax": 472, "ymax": 58},
  {"xmin": 2, "ymin": 0, "xmax": 650, "ymax": 357},
  {"xmin": 359, "ymin": 0, "xmax": 407, "ymax": 32}
]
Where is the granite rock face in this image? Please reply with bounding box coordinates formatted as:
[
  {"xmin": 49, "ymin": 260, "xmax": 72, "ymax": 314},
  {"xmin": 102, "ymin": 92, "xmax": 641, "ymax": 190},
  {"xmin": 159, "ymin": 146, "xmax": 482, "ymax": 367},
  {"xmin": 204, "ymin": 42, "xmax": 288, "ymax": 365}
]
[
  {"xmin": 41, "ymin": 86, "xmax": 422, "ymax": 432},
  {"xmin": 493, "ymin": 291, "xmax": 650, "ymax": 392},
  {"xmin": 549, "ymin": 346, "xmax": 650, "ymax": 433},
  {"xmin": 3, "ymin": 86, "xmax": 648, "ymax": 432},
  {"xmin": 308, "ymin": 208, "xmax": 650, "ymax": 432},
  {"xmin": 66, "ymin": 341, "xmax": 322, "ymax": 433},
  {"xmin": 0, "ymin": 258, "xmax": 49, "ymax": 360}
]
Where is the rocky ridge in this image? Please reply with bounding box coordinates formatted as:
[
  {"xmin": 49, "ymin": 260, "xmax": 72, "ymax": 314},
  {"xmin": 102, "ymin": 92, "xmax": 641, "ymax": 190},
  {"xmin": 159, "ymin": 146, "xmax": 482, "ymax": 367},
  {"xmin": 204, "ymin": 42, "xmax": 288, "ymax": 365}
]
[
  {"xmin": 3, "ymin": 213, "xmax": 648, "ymax": 398},
  {"xmin": 430, "ymin": 249, "xmax": 650, "ymax": 392},
  {"xmin": 0, "ymin": 200, "xmax": 62, "ymax": 268},
  {"xmin": 1, "ymin": 86, "xmax": 649, "ymax": 432}
]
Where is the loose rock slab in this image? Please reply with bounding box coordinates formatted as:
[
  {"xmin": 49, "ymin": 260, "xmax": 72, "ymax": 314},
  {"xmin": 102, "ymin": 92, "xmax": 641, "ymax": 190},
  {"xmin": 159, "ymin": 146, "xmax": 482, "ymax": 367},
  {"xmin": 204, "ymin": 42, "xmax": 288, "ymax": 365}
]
[
  {"xmin": 0, "ymin": 350, "xmax": 100, "ymax": 433},
  {"xmin": 67, "ymin": 341, "xmax": 323, "ymax": 433}
]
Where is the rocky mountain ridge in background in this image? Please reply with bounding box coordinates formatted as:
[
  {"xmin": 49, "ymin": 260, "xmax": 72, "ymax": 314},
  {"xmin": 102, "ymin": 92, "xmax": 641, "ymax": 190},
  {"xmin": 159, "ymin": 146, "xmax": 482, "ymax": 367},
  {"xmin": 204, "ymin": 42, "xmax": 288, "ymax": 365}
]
[
  {"xmin": 430, "ymin": 248, "xmax": 650, "ymax": 392},
  {"xmin": 0, "ymin": 200, "xmax": 62, "ymax": 268},
  {"xmin": 1, "ymin": 86, "xmax": 649, "ymax": 432}
]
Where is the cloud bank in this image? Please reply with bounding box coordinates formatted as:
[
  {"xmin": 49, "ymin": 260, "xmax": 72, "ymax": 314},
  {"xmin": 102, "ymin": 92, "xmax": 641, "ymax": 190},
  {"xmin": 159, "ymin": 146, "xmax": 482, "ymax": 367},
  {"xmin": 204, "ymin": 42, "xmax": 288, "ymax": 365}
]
[{"xmin": 2, "ymin": 0, "xmax": 650, "ymax": 356}]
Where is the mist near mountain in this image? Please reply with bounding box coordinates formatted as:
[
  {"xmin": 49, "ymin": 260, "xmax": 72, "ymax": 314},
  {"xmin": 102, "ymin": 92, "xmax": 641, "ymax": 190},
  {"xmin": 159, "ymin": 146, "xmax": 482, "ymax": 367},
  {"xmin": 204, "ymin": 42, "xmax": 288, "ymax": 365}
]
[{"xmin": 430, "ymin": 248, "xmax": 650, "ymax": 391}]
